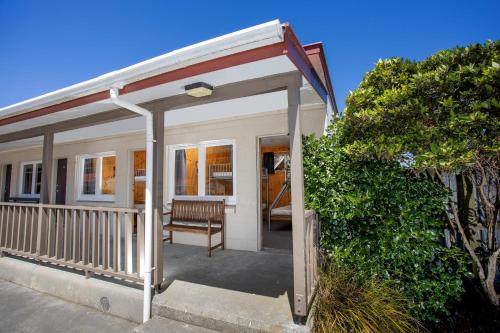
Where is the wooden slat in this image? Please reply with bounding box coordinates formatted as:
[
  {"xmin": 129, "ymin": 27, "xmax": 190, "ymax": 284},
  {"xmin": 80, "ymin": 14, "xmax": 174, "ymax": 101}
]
[
  {"xmin": 112, "ymin": 212, "xmax": 118, "ymax": 272},
  {"xmin": 6, "ymin": 206, "xmax": 11, "ymax": 248},
  {"xmin": 81, "ymin": 210, "xmax": 89, "ymax": 264},
  {"xmin": 164, "ymin": 224, "xmax": 221, "ymax": 234},
  {"xmin": 30, "ymin": 206, "xmax": 38, "ymax": 254},
  {"xmin": 92, "ymin": 210, "xmax": 99, "ymax": 267},
  {"xmin": 23, "ymin": 206, "xmax": 32, "ymax": 252},
  {"xmin": 55, "ymin": 209, "xmax": 63, "ymax": 259},
  {"xmin": 73, "ymin": 209, "xmax": 81, "ymax": 262},
  {"xmin": 102, "ymin": 211, "xmax": 109, "ymax": 270},
  {"xmin": 137, "ymin": 212, "xmax": 144, "ymax": 277},
  {"xmin": 17, "ymin": 206, "xmax": 25, "ymax": 251},
  {"xmin": 125, "ymin": 212, "xmax": 133, "ymax": 274},
  {"xmin": 0, "ymin": 206, "xmax": 5, "ymax": 247},
  {"xmin": 116, "ymin": 212, "xmax": 122, "ymax": 272},
  {"xmin": 64, "ymin": 209, "xmax": 71, "ymax": 261},
  {"xmin": 47, "ymin": 208, "xmax": 56, "ymax": 257}
]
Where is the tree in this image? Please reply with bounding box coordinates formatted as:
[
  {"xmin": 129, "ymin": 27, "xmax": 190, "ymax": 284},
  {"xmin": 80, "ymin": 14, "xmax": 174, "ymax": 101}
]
[{"xmin": 339, "ymin": 41, "xmax": 500, "ymax": 306}]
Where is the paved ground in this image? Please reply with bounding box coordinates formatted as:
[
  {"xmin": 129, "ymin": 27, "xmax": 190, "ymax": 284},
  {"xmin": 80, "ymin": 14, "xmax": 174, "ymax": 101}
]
[
  {"xmin": 0, "ymin": 279, "xmax": 221, "ymax": 333},
  {"xmin": 0, "ymin": 280, "xmax": 136, "ymax": 333}
]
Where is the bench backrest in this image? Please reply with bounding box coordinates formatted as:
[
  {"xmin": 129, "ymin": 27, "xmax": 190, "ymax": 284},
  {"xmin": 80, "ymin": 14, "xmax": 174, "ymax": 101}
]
[{"xmin": 171, "ymin": 199, "xmax": 225, "ymax": 224}]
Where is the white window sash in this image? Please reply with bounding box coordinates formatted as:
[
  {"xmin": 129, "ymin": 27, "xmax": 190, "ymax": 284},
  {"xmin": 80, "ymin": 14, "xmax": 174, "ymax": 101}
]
[
  {"xmin": 78, "ymin": 152, "xmax": 116, "ymax": 202},
  {"xmin": 18, "ymin": 160, "xmax": 42, "ymax": 198},
  {"xmin": 169, "ymin": 139, "xmax": 236, "ymax": 204}
]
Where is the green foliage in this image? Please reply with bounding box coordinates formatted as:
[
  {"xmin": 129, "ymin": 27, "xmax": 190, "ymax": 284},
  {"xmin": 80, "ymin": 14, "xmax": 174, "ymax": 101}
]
[
  {"xmin": 341, "ymin": 40, "xmax": 499, "ymax": 171},
  {"xmin": 304, "ymin": 127, "xmax": 469, "ymax": 322},
  {"xmin": 312, "ymin": 257, "xmax": 421, "ymax": 333}
]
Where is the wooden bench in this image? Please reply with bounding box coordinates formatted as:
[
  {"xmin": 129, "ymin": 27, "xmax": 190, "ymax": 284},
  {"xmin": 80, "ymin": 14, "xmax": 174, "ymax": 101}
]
[
  {"xmin": 163, "ymin": 199, "xmax": 225, "ymax": 257},
  {"xmin": 8, "ymin": 197, "xmax": 40, "ymax": 203}
]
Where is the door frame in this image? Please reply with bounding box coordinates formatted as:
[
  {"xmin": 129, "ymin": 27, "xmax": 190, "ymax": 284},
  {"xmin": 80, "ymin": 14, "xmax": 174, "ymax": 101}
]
[{"xmin": 256, "ymin": 133, "xmax": 288, "ymax": 251}]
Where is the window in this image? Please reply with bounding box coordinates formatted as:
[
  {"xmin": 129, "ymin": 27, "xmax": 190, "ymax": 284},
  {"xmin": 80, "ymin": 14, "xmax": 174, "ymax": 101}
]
[
  {"xmin": 19, "ymin": 161, "xmax": 42, "ymax": 197},
  {"xmin": 78, "ymin": 152, "xmax": 116, "ymax": 201},
  {"xmin": 169, "ymin": 140, "xmax": 235, "ymax": 203}
]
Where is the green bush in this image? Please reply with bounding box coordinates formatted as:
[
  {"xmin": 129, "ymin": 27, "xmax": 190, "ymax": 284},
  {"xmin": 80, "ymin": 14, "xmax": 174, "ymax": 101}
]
[
  {"xmin": 304, "ymin": 124, "xmax": 469, "ymax": 323},
  {"xmin": 313, "ymin": 257, "xmax": 421, "ymax": 333}
]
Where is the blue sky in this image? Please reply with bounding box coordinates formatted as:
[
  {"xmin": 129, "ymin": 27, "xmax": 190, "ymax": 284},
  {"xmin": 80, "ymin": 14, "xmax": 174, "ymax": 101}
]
[{"xmin": 0, "ymin": 0, "xmax": 498, "ymax": 112}]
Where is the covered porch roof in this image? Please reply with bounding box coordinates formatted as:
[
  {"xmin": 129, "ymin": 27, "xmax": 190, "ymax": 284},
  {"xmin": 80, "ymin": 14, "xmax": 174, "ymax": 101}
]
[{"xmin": 0, "ymin": 19, "xmax": 336, "ymax": 151}]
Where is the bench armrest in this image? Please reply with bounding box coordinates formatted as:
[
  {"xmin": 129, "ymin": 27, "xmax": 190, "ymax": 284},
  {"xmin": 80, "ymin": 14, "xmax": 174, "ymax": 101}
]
[{"xmin": 163, "ymin": 211, "xmax": 172, "ymax": 216}]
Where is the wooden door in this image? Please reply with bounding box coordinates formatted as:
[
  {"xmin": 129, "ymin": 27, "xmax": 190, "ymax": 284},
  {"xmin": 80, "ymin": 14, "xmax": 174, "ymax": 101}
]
[
  {"xmin": 55, "ymin": 158, "xmax": 67, "ymax": 205},
  {"xmin": 2, "ymin": 164, "xmax": 11, "ymax": 201}
]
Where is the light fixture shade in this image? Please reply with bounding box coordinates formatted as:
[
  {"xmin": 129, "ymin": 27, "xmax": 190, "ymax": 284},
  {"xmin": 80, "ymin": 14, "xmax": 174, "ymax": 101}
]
[{"xmin": 184, "ymin": 82, "xmax": 213, "ymax": 97}]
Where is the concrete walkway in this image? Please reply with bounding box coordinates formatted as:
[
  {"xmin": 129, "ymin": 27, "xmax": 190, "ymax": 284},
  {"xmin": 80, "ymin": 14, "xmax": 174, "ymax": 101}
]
[
  {"xmin": 0, "ymin": 280, "xmax": 217, "ymax": 333},
  {"xmin": 0, "ymin": 279, "xmax": 136, "ymax": 333}
]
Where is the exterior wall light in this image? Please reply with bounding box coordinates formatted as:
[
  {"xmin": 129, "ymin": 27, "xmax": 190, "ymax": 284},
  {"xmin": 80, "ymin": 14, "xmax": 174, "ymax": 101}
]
[{"xmin": 184, "ymin": 82, "xmax": 214, "ymax": 97}]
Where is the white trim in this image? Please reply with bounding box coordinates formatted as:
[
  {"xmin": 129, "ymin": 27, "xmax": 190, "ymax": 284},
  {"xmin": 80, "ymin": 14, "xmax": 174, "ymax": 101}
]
[
  {"xmin": 76, "ymin": 151, "xmax": 116, "ymax": 202},
  {"xmin": 168, "ymin": 139, "xmax": 236, "ymax": 205},
  {"xmin": 18, "ymin": 160, "xmax": 42, "ymax": 198}
]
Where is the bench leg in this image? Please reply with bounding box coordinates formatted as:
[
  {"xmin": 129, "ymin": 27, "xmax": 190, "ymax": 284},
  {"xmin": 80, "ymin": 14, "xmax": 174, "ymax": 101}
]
[
  {"xmin": 221, "ymin": 227, "xmax": 225, "ymax": 250},
  {"xmin": 208, "ymin": 233, "xmax": 212, "ymax": 257},
  {"xmin": 169, "ymin": 230, "xmax": 173, "ymax": 244}
]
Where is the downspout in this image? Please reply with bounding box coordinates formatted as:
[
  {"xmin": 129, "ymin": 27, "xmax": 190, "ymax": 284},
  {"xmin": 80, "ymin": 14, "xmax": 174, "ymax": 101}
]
[{"xmin": 109, "ymin": 87, "xmax": 154, "ymax": 323}]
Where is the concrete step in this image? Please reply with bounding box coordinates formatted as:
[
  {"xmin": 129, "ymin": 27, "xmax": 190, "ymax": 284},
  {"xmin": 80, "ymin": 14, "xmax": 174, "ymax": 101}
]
[
  {"xmin": 134, "ymin": 316, "xmax": 219, "ymax": 333},
  {"xmin": 152, "ymin": 280, "xmax": 306, "ymax": 333}
]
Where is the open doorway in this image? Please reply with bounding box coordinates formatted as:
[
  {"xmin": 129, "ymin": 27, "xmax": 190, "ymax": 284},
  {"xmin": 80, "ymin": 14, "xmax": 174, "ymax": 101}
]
[
  {"xmin": 259, "ymin": 135, "xmax": 292, "ymax": 252},
  {"xmin": 133, "ymin": 150, "xmax": 146, "ymax": 207}
]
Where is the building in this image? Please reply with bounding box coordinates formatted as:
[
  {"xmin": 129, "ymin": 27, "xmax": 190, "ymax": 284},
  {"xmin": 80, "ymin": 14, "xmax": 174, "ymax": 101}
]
[{"xmin": 0, "ymin": 20, "xmax": 336, "ymax": 331}]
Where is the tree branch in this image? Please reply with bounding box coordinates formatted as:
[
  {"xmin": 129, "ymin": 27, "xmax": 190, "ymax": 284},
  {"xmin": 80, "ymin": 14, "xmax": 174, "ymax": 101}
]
[{"xmin": 451, "ymin": 202, "xmax": 487, "ymax": 281}]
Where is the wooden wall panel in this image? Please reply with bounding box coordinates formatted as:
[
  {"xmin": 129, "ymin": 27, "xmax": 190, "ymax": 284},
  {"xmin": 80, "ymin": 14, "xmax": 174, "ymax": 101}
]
[{"xmin": 261, "ymin": 145, "xmax": 291, "ymax": 208}]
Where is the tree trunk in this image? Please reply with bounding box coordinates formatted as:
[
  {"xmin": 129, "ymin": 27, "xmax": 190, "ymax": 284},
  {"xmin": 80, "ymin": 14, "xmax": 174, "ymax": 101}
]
[{"xmin": 484, "ymin": 250, "xmax": 500, "ymax": 307}]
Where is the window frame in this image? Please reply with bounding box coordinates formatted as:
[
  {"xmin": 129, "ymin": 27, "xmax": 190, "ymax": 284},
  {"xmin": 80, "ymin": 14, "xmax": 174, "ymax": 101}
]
[
  {"xmin": 168, "ymin": 139, "xmax": 236, "ymax": 205},
  {"xmin": 18, "ymin": 160, "xmax": 42, "ymax": 198},
  {"xmin": 77, "ymin": 151, "xmax": 116, "ymax": 202}
]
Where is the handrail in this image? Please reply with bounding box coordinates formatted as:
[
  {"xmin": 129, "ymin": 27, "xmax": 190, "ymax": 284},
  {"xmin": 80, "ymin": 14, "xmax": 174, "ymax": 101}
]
[{"xmin": 0, "ymin": 201, "xmax": 139, "ymax": 213}]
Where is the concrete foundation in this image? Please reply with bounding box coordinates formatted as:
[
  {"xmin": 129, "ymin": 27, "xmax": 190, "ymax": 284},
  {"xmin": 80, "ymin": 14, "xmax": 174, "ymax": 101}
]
[
  {"xmin": 153, "ymin": 280, "xmax": 305, "ymax": 333},
  {"xmin": 0, "ymin": 256, "xmax": 143, "ymax": 323}
]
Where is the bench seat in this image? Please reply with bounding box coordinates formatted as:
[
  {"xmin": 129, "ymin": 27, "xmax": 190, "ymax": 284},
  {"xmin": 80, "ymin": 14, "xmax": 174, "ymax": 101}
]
[
  {"xmin": 163, "ymin": 199, "xmax": 225, "ymax": 256},
  {"xmin": 164, "ymin": 224, "xmax": 221, "ymax": 234}
]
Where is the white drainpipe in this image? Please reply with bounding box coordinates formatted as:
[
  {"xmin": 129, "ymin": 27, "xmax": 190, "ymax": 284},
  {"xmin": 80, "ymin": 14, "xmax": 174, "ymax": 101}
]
[{"xmin": 109, "ymin": 87, "xmax": 154, "ymax": 323}]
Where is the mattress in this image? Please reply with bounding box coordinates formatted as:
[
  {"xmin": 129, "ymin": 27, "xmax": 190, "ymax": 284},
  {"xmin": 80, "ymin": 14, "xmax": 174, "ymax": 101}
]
[
  {"xmin": 271, "ymin": 205, "xmax": 292, "ymax": 216},
  {"xmin": 211, "ymin": 172, "xmax": 233, "ymax": 178}
]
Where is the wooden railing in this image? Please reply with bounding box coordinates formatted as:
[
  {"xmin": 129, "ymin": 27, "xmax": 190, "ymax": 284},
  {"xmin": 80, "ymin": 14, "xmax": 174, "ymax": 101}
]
[
  {"xmin": 0, "ymin": 202, "xmax": 145, "ymax": 283},
  {"xmin": 304, "ymin": 210, "xmax": 320, "ymax": 309}
]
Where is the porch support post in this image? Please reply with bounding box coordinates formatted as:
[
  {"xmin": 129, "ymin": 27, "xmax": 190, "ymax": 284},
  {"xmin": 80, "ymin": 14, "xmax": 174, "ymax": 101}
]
[
  {"xmin": 288, "ymin": 74, "xmax": 308, "ymax": 317},
  {"xmin": 40, "ymin": 132, "xmax": 54, "ymax": 204},
  {"xmin": 152, "ymin": 110, "xmax": 164, "ymax": 288}
]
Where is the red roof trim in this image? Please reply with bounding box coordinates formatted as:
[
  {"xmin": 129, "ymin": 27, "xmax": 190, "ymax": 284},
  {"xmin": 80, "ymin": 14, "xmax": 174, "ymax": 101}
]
[
  {"xmin": 303, "ymin": 42, "xmax": 337, "ymax": 113},
  {"xmin": 282, "ymin": 24, "xmax": 328, "ymax": 102}
]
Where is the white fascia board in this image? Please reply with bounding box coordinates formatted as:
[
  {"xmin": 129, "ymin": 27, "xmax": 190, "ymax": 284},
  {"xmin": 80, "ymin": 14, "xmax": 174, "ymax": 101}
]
[{"xmin": 0, "ymin": 19, "xmax": 283, "ymax": 118}]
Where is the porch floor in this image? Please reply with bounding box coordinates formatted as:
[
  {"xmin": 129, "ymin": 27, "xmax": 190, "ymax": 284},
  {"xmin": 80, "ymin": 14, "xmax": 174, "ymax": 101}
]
[
  {"xmin": 158, "ymin": 244, "xmax": 299, "ymax": 332},
  {"xmin": 162, "ymin": 243, "xmax": 293, "ymax": 302}
]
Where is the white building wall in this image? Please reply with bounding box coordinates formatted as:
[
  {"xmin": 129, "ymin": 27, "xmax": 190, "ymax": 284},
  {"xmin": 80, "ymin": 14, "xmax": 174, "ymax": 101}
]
[{"xmin": 0, "ymin": 106, "xmax": 326, "ymax": 251}]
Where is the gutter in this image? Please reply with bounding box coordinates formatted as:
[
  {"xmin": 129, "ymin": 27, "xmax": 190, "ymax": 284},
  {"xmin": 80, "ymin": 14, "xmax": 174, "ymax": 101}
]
[{"xmin": 109, "ymin": 87, "xmax": 154, "ymax": 323}]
